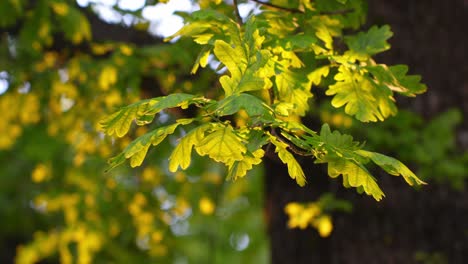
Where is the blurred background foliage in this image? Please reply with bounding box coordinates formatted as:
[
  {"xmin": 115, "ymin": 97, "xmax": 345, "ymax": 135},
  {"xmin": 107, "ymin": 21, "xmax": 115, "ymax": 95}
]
[{"xmin": 0, "ymin": 0, "xmax": 466, "ymax": 263}]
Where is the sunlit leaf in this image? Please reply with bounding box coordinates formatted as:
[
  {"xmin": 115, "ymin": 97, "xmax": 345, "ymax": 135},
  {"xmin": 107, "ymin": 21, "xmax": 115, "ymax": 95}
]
[
  {"xmin": 227, "ymin": 149, "xmax": 265, "ymax": 180},
  {"xmin": 99, "ymin": 100, "xmax": 151, "ymax": 137},
  {"xmin": 268, "ymin": 134, "xmax": 306, "ymax": 186},
  {"xmin": 366, "ymin": 64, "xmax": 427, "ymax": 96},
  {"xmin": 327, "ymin": 158, "xmax": 384, "ymax": 201},
  {"xmin": 108, "ymin": 120, "xmax": 193, "ymax": 170},
  {"xmin": 195, "ymin": 124, "xmax": 246, "ymax": 164},
  {"xmin": 169, "ymin": 123, "xmax": 211, "ymax": 172},
  {"xmin": 356, "ymin": 150, "xmax": 426, "ymax": 186},
  {"xmin": 344, "ymin": 25, "xmax": 393, "ymax": 59},
  {"xmin": 275, "ymin": 69, "xmax": 313, "ymax": 116},
  {"xmin": 214, "ymin": 93, "xmax": 273, "ymax": 120},
  {"xmin": 326, "ymin": 66, "xmax": 397, "ymax": 122}
]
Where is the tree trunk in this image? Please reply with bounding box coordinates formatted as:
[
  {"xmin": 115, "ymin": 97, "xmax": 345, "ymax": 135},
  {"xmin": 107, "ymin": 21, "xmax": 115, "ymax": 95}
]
[{"xmin": 265, "ymin": 1, "xmax": 468, "ymax": 263}]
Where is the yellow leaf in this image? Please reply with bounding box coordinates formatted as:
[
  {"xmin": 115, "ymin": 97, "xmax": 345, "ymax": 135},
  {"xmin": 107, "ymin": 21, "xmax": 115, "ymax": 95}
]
[
  {"xmin": 99, "ymin": 66, "xmax": 118, "ymax": 91},
  {"xmin": 227, "ymin": 149, "xmax": 264, "ymax": 180},
  {"xmin": 314, "ymin": 215, "xmax": 333, "ymax": 237},
  {"xmin": 199, "ymin": 197, "xmax": 215, "ymax": 215},
  {"xmin": 169, "ymin": 124, "xmax": 211, "ymax": 172},
  {"xmin": 99, "ymin": 101, "xmax": 150, "ymax": 137},
  {"xmin": 129, "ymin": 144, "xmax": 150, "ymax": 168},
  {"xmin": 195, "ymin": 124, "xmax": 246, "ymax": 165},
  {"xmin": 50, "ymin": 2, "xmax": 69, "ymax": 16},
  {"xmin": 327, "ymin": 159, "xmax": 384, "ymax": 201},
  {"xmin": 32, "ymin": 164, "xmax": 50, "ymax": 183},
  {"xmin": 269, "ymin": 134, "xmax": 306, "ymax": 186}
]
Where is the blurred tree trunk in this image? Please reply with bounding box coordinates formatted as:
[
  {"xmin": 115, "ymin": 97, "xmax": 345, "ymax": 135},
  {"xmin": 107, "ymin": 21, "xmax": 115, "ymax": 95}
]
[{"xmin": 265, "ymin": 1, "xmax": 468, "ymax": 263}]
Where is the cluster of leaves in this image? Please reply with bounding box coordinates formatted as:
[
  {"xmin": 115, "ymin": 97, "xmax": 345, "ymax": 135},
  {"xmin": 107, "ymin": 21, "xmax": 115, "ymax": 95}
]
[
  {"xmin": 0, "ymin": 0, "xmax": 439, "ymax": 263},
  {"xmin": 1, "ymin": 0, "xmax": 269, "ymax": 263},
  {"xmin": 102, "ymin": 1, "xmax": 426, "ymax": 202},
  {"xmin": 284, "ymin": 193, "xmax": 351, "ymax": 237}
]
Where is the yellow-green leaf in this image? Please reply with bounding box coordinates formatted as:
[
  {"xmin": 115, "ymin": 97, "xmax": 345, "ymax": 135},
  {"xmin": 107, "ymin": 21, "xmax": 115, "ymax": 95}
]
[
  {"xmin": 275, "ymin": 69, "xmax": 313, "ymax": 116},
  {"xmin": 108, "ymin": 120, "xmax": 193, "ymax": 170},
  {"xmin": 327, "ymin": 158, "xmax": 384, "ymax": 201},
  {"xmin": 269, "ymin": 135, "xmax": 306, "ymax": 186},
  {"xmin": 169, "ymin": 124, "xmax": 211, "ymax": 172},
  {"xmin": 99, "ymin": 100, "xmax": 150, "ymax": 137},
  {"xmin": 227, "ymin": 149, "xmax": 265, "ymax": 180},
  {"xmin": 356, "ymin": 150, "xmax": 426, "ymax": 186},
  {"xmin": 195, "ymin": 124, "xmax": 246, "ymax": 164},
  {"xmin": 214, "ymin": 39, "xmax": 247, "ymax": 96},
  {"xmin": 191, "ymin": 46, "xmax": 211, "ymax": 74}
]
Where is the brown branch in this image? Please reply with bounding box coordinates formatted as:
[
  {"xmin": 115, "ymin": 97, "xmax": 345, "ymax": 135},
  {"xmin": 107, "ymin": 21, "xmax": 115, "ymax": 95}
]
[
  {"xmin": 319, "ymin": 9, "xmax": 355, "ymax": 16},
  {"xmin": 79, "ymin": 5, "xmax": 161, "ymax": 46},
  {"xmin": 250, "ymin": 0, "xmax": 354, "ymax": 16},
  {"xmin": 232, "ymin": 0, "xmax": 244, "ymax": 25},
  {"xmin": 250, "ymin": 0, "xmax": 303, "ymax": 13}
]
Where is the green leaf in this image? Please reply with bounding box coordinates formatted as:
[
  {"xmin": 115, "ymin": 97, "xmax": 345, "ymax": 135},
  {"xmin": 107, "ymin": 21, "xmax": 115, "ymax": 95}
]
[
  {"xmin": 388, "ymin": 65, "xmax": 427, "ymax": 95},
  {"xmin": 107, "ymin": 119, "xmax": 193, "ymax": 170},
  {"xmin": 318, "ymin": 123, "xmax": 360, "ymax": 154},
  {"xmin": 214, "ymin": 39, "xmax": 247, "ymax": 95},
  {"xmin": 227, "ymin": 149, "xmax": 265, "ymax": 180},
  {"xmin": 100, "ymin": 100, "xmax": 151, "ymax": 137},
  {"xmin": 169, "ymin": 123, "xmax": 211, "ymax": 172},
  {"xmin": 356, "ymin": 150, "xmax": 426, "ymax": 186},
  {"xmin": 327, "ymin": 158, "xmax": 384, "ymax": 201},
  {"xmin": 214, "ymin": 93, "xmax": 273, "ymax": 120},
  {"xmin": 214, "ymin": 40, "xmax": 268, "ymax": 96},
  {"xmin": 326, "ymin": 66, "xmax": 397, "ymax": 122},
  {"xmin": 191, "ymin": 46, "xmax": 211, "ymax": 74},
  {"xmin": 366, "ymin": 64, "xmax": 427, "ymax": 96},
  {"xmin": 344, "ymin": 25, "xmax": 393, "ymax": 59},
  {"xmin": 268, "ymin": 134, "xmax": 306, "ymax": 186},
  {"xmin": 308, "ymin": 66, "xmax": 330, "ymax": 86},
  {"xmin": 279, "ymin": 34, "xmax": 318, "ymax": 51},
  {"xmin": 315, "ymin": 24, "xmax": 334, "ymax": 50},
  {"xmin": 165, "ymin": 10, "xmax": 237, "ymax": 44},
  {"xmin": 100, "ymin": 93, "xmax": 201, "ymax": 137},
  {"xmin": 275, "ymin": 69, "xmax": 313, "ymax": 116},
  {"xmin": 145, "ymin": 93, "xmax": 196, "ymax": 115},
  {"xmin": 195, "ymin": 124, "xmax": 246, "ymax": 164}
]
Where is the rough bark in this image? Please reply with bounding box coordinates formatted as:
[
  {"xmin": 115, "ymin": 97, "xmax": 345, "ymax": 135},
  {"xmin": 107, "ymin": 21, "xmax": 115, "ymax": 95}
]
[{"xmin": 265, "ymin": 1, "xmax": 468, "ymax": 263}]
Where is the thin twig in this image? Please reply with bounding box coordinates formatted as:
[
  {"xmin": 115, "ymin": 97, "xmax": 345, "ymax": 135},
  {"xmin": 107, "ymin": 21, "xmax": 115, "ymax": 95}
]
[
  {"xmin": 232, "ymin": 0, "xmax": 243, "ymax": 25},
  {"xmin": 250, "ymin": 0, "xmax": 303, "ymax": 13},
  {"xmin": 250, "ymin": 0, "xmax": 354, "ymax": 16},
  {"xmin": 272, "ymin": 129, "xmax": 314, "ymax": 157},
  {"xmin": 268, "ymin": 88, "xmax": 275, "ymax": 105},
  {"xmin": 319, "ymin": 8, "xmax": 355, "ymax": 16}
]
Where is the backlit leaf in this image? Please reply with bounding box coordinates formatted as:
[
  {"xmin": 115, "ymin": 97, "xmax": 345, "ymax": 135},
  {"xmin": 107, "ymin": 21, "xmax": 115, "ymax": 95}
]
[
  {"xmin": 327, "ymin": 158, "xmax": 384, "ymax": 201},
  {"xmin": 344, "ymin": 25, "xmax": 393, "ymax": 59},
  {"xmin": 99, "ymin": 100, "xmax": 151, "ymax": 137},
  {"xmin": 275, "ymin": 69, "xmax": 313, "ymax": 116},
  {"xmin": 169, "ymin": 123, "xmax": 211, "ymax": 172},
  {"xmin": 356, "ymin": 150, "xmax": 426, "ymax": 186},
  {"xmin": 214, "ymin": 93, "xmax": 273, "ymax": 120},
  {"xmin": 195, "ymin": 124, "xmax": 246, "ymax": 164},
  {"xmin": 326, "ymin": 66, "xmax": 397, "ymax": 122},
  {"xmin": 227, "ymin": 149, "xmax": 265, "ymax": 180},
  {"xmin": 366, "ymin": 64, "xmax": 427, "ymax": 96},
  {"xmin": 269, "ymin": 134, "xmax": 306, "ymax": 186},
  {"xmin": 100, "ymin": 94, "xmax": 202, "ymax": 138},
  {"xmin": 108, "ymin": 119, "xmax": 193, "ymax": 170}
]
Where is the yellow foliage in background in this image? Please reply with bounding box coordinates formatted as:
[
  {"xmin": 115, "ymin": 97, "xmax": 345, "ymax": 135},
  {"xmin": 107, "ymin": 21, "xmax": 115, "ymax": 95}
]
[{"xmin": 285, "ymin": 202, "xmax": 334, "ymax": 238}]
